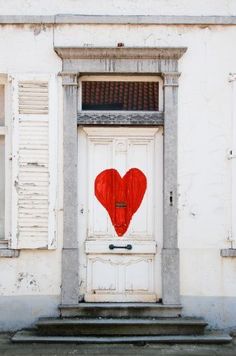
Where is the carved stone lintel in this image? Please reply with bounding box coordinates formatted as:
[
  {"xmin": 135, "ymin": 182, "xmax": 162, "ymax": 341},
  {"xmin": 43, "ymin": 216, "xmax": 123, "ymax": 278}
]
[
  {"xmin": 55, "ymin": 47, "xmax": 187, "ymax": 61},
  {"xmin": 77, "ymin": 112, "xmax": 164, "ymax": 126}
]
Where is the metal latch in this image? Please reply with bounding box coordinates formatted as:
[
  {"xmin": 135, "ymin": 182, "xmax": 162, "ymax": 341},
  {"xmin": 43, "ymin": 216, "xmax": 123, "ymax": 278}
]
[
  {"xmin": 228, "ymin": 150, "xmax": 236, "ymax": 160},
  {"xmin": 109, "ymin": 244, "xmax": 132, "ymax": 250}
]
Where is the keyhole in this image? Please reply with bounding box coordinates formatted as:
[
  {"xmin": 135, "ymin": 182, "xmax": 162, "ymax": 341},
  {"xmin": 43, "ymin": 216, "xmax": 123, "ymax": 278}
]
[{"xmin": 169, "ymin": 191, "xmax": 173, "ymax": 206}]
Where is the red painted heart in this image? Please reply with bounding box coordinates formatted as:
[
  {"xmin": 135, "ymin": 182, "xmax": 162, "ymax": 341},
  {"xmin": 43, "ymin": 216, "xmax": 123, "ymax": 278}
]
[{"xmin": 95, "ymin": 168, "xmax": 147, "ymax": 237}]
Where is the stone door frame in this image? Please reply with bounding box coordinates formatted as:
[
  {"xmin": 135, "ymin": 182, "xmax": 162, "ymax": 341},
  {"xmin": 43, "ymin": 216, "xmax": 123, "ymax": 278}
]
[{"xmin": 54, "ymin": 46, "xmax": 187, "ymax": 306}]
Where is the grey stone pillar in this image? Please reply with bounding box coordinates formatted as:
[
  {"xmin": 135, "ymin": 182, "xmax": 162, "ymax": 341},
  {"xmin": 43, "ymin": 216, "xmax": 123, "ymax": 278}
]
[
  {"xmin": 61, "ymin": 73, "xmax": 79, "ymax": 304},
  {"xmin": 162, "ymin": 72, "xmax": 181, "ymax": 305}
]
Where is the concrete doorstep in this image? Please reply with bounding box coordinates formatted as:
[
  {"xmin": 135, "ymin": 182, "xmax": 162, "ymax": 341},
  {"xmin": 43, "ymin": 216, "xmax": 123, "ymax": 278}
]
[
  {"xmin": 12, "ymin": 329, "xmax": 232, "ymax": 344},
  {"xmin": 0, "ymin": 333, "xmax": 236, "ymax": 356}
]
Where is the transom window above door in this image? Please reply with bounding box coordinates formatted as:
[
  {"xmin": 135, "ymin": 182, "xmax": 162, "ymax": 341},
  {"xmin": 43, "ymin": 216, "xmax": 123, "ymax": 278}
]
[{"xmin": 79, "ymin": 76, "xmax": 163, "ymax": 112}]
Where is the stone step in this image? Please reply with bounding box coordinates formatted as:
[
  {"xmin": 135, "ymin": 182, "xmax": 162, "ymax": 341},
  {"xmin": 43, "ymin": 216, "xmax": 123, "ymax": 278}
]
[
  {"xmin": 36, "ymin": 317, "xmax": 207, "ymax": 336},
  {"xmin": 12, "ymin": 330, "xmax": 232, "ymax": 344},
  {"xmin": 59, "ymin": 303, "xmax": 182, "ymax": 318}
]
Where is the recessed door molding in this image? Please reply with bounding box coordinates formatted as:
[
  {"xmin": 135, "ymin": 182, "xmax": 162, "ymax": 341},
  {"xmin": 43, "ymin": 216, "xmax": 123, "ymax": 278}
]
[{"xmin": 55, "ymin": 46, "xmax": 187, "ymax": 305}]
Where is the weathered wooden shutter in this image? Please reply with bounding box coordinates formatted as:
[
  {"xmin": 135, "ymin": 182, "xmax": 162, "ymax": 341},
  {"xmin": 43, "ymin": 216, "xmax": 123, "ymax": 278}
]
[{"xmin": 10, "ymin": 75, "xmax": 57, "ymax": 249}]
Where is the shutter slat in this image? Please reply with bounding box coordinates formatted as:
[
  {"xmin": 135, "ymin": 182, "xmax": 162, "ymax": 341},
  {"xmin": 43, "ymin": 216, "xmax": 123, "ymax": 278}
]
[
  {"xmin": 19, "ymin": 213, "xmax": 49, "ymax": 217},
  {"xmin": 18, "ymin": 81, "xmax": 49, "ymax": 115},
  {"xmin": 18, "ymin": 181, "xmax": 48, "ymax": 186},
  {"xmin": 18, "ymin": 81, "xmax": 48, "ymax": 115}
]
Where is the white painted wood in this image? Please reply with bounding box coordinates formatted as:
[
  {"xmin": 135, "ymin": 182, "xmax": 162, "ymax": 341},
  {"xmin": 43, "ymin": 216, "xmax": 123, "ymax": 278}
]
[
  {"xmin": 4, "ymin": 77, "xmax": 12, "ymax": 245},
  {"xmin": 86, "ymin": 255, "xmax": 156, "ymax": 302},
  {"xmin": 0, "ymin": 78, "xmax": 9, "ymax": 243},
  {"xmin": 10, "ymin": 74, "xmax": 57, "ymax": 249},
  {"xmin": 47, "ymin": 76, "xmax": 58, "ymax": 249},
  {"xmin": 78, "ymin": 127, "xmax": 89, "ymax": 297},
  {"xmin": 85, "ymin": 240, "xmax": 157, "ymax": 254},
  {"xmin": 78, "ymin": 126, "xmax": 163, "ymax": 302},
  {"xmin": 18, "ymin": 81, "xmax": 48, "ymax": 115}
]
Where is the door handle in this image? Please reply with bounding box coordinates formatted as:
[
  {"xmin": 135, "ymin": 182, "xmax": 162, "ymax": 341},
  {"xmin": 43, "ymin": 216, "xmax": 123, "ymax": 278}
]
[{"xmin": 109, "ymin": 244, "xmax": 132, "ymax": 250}]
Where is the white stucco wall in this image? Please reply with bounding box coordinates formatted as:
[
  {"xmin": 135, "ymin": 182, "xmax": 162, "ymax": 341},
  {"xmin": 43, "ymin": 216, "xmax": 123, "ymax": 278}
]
[
  {"xmin": 0, "ymin": 25, "xmax": 63, "ymax": 330},
  {"xmin": 0, "ymin": 19, "xmax": 235, "ymax": 329},
  {"xmin": 54, "ymin": 24, "xmax": 236, "ymax": 327},
  {"xmin": 0, "ymin": 0, "xmax": 236, "ymax": 16}
]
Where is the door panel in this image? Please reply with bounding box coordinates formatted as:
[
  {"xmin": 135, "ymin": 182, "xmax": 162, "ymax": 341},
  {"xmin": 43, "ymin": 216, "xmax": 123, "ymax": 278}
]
[
  {"xmin": 78, "ymin": 127, "xmax": 163, "ymax": 302},
  {"xmin": 87, "ymin": 255, "xmax": 156, "ymax": 302}
]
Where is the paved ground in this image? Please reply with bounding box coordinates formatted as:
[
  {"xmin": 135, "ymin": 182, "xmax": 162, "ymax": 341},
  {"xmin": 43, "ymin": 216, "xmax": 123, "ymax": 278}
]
[{"xmin": 1, "ymin": 333, "xmax": 236, "ymax": 356}]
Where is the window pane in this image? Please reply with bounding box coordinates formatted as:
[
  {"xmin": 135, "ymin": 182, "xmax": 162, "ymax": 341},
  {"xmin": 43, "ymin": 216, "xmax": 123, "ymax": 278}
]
[
  {"xmin": 0, "ymin": 85, "xmax": 4, "ymax": 125},
  {"xmin": 82, "ymin": 81, "xmax": 159, "ymax": 111},
  {"xmin": 0, "ymin": 136, "xmax": 5, "ymax": 238}
]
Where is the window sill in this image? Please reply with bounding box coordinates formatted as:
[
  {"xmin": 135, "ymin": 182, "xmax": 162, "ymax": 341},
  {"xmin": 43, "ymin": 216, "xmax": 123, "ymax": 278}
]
[
  {"xmin": 0, "ymin": 249, "xmax": 20, "ymax": 257},
  {"xmin": 0, "ymin": 240, "xmax": 20, "ymax": 258},
  {"xmin": 221, "ymin": 249, "xmax": 236, "ymax": 257}
]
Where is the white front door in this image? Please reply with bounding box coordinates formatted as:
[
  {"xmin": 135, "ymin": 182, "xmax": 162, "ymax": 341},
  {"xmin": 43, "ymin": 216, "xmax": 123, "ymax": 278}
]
[{"xmin": 78, "ymin": 127, "xmax": 163, "ymax": 302}]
